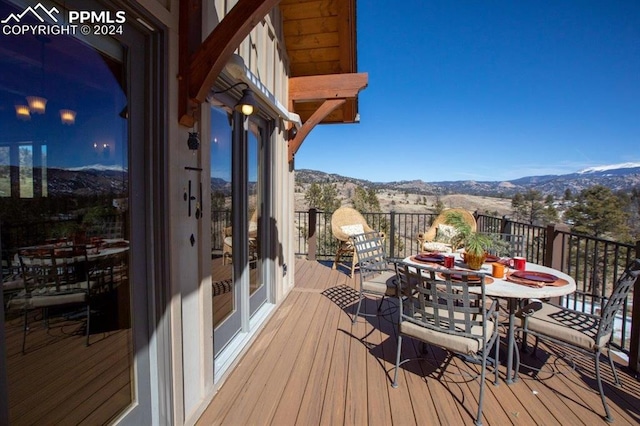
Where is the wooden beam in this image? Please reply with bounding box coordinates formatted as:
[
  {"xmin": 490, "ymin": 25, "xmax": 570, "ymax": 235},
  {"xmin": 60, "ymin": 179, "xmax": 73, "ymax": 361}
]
[
  {"xmin": 288, "ymin": 98, "xmax": 346, "ymax": 163},
  {"xmin": 289, "ymin": 73, "xmax": 368, "ymax": 102},
  {"xmin": 178, "ymin": 0, "xmax": 202, "ymax": 127},
  {"xmin": 337, "ymin": 0, "xmax": 356, "ymax": 73},
  {"xmin": 178, "ymin": 0, "xmax": 279, "ymax": 126}
]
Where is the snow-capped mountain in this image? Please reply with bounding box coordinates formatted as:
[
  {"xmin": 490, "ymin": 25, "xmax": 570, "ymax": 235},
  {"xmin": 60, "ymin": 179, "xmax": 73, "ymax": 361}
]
[{"xmin": 296, "ymin": 163, "xmax": 640, "ymax": 198}]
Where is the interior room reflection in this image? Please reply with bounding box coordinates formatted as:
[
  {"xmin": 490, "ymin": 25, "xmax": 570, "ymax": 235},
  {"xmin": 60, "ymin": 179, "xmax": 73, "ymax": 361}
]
[{"xmin": 1, "ymin": 0, "xmax": 134, "ymax": 422}]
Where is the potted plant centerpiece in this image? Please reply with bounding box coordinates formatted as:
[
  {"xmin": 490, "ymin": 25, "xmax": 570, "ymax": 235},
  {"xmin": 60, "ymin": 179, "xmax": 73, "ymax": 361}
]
[
  {"xmin": 442, "ymin": 212, "xmax": 495, "ymax": 270},
  {"xmin": 460, "ymin": 232, "xmax": 494, "ymax": 269}
]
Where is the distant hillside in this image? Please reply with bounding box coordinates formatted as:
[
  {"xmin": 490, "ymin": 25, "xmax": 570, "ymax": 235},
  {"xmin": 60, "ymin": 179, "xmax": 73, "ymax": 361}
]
[{"xmin": 295, "ymin": 163, "xmax": 640, "ymax": 198}]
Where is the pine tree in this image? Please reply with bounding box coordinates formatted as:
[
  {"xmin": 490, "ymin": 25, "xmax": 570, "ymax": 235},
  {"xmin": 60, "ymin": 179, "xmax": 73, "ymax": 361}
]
[{"xmin": 563, "ymin": 185, "xmax": 630, "ymax": 240}]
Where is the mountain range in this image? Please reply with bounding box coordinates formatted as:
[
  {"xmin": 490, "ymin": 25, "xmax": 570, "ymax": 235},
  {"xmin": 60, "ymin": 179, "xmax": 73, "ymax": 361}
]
[
  {"xmin": 19, "ymin": 162, "xmax": 640, "ymax": 199},
  {"xmin": 295, "ymin": 162, "xmax": 640, "ymax": 198}
]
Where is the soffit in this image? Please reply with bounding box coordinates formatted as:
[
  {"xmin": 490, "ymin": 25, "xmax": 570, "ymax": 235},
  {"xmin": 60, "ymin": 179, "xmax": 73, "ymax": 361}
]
[{"xmin": 280, "ymin": 0, "xmax": 360, "ymax": 124}]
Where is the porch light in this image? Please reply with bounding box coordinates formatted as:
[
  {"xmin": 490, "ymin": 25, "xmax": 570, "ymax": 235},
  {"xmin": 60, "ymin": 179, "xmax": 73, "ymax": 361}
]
[
  {"xmin": 212, "ymin": 82, "xmax": 258, "ymax": 116},
  {"xmin": 15, "ymin": 105, "xmax": 31, "ymax": 120},
  {"xmin": 60, "ymin": 109, "xmax": 76, "ymax": 125},
  {"xmin": 235, "ymin": 88, "xmax": 257, "ymax": 115},
  {"xmin": 26, "ymin": 96, "xmax": 47, "ymax": 114}
]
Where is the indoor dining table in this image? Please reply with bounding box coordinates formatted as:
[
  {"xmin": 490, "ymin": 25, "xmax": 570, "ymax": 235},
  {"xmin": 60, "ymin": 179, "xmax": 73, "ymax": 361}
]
[{"xmin": 403, "ymin": 253, "xmax": 577, "ymax": 384}]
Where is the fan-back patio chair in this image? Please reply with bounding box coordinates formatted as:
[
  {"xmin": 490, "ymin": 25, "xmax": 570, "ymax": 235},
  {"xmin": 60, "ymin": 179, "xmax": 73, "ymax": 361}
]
[
  {"xmin": 515, "ymin": 258, "xmax": 640, "ymax": 422},
  {"xmin": 393, "ymin": 261, "xmax": 500, "ymax": 426},
  {"xmin": 349, "ymin": 231, "xmax": 396, "ymax": 324},
  {"xmin": 331, "ymin": 206, "xmax": 381, "ymax": 278},
  {"xmin": 417, "ymin": 208, "xmax": 477, "ymax": 253},
  {"xmin": 221, "ymin": 209, "xmax": 258, "ymax": 265}
]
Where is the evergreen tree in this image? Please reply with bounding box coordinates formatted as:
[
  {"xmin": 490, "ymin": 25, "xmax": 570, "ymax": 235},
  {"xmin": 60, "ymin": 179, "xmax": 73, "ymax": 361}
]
[
  {"xmin": 563, "ymin": 188, "xmax": 573, "ymax": 202},
  {"xmin": 304, "ymin": 182, "xmax": 341, "ymax": 212},
  {"xmin": 563, "ymin": 185, "xmax": 630, "ymax": 240},
  {"xmin": 626, "ymin": 187, "xmax": 640, "ymax": 240},
  {"xmin": 510, "ymin": 189, "xmax": 557, "ymax": 225},
  {"xmin": 352, "ymin": 186, "xmax": 381, "ymax": 212},
  {"xmin": 304, "ymin": 183, "xmax": 322, "ymax": 208}
]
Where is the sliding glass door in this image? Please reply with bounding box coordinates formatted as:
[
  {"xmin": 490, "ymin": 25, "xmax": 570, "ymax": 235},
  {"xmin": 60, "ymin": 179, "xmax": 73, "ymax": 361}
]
[
  {"xmin": 0, "ymin": 0, "xmax": 159, "ymax": 422},
  {"xmin": 210, "ymin": 108, "xmax": 269, "ymax": 358}
]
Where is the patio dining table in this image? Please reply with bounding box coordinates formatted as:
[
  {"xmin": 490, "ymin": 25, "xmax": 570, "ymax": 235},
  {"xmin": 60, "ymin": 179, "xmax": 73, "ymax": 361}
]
[
  {"xmin": 403, "ymin": 253, "xmax": 576, "ymax": 384},
  {"xmin": 16, "ymin": 239, "xmax": 129, "ymax": 264}
]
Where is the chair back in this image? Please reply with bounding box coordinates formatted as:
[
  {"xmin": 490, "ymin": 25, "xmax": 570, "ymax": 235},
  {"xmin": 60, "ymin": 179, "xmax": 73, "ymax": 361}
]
[
  {"xmin": 597, "ymin": 258, "xmax": 640, "ymax": 344},
  {"xmin": 19, "ymin": 248, "xmax": 59, "ymax": 293},
  {"xmin": 395, "ymin": 261, "xmax": 495, "ymax": 340},
  {"xmin": 351, "ymin": 231, "xmax": 387, "ymax": 283},
  {"xmin": 19, "ymin": 246, "xmax": 89, "ymax": 294},
  {"xmin": 331, "ymin": 207, "xmax": 373, "ymax": 242},
  {"xmin": 421, "ymin": 208, "xmax": 477, "ymax": 243}
]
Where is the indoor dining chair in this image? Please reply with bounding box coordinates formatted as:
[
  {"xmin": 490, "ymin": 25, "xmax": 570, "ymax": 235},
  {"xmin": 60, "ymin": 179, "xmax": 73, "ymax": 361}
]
[{"xmin": 515, "ymin": 258, "xmax": 640, "ymax": 422}]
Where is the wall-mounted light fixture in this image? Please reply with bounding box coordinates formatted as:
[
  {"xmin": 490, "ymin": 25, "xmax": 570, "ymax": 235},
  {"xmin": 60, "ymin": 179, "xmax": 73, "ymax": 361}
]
[
  {"xmin": 287, "ymin": 126, "xmax": 298, "ymax": 141},
  {"xmin": 211, "ymin": 82, "xmax": 258, "ymax": 116},
  {"xmin": 187, "ymin": 132, "xmax": 200, "ymax": 150}
]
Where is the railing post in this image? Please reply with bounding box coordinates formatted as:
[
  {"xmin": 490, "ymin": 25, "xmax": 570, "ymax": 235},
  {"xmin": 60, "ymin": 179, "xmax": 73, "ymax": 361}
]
[
  {"xmin": 629, "ymin": 240, "xmax": 640, "ymax": 375},
  {"xmin": 307, "ymin": 208, "xmax": 317, "ymax": 261},
  {"xmin": 389, "ymin": 211, "xmax": 396, "ymax": 257},
  {"xmin": 500, "ymin": 215, "xmax": 512, "ymax": 235},
  {"xmin": 544, "ymin": 223, "xmax": 569, "ymax": 269}
]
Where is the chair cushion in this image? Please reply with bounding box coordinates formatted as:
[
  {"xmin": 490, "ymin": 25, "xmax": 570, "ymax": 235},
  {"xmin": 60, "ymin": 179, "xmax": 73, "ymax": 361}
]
[
  {"xmin": 422, "ymin": 241, "xmax": 453, "ymax": 253},
  {"xmin": 401, "ymin": 311, "xmax": 494, "ymax": 355},
  {"xmin": 518, "ymin": 303, "xmax": 607, "ymax": 351},
  {"xmin": 362, "ymin": 270, "xmax": 396, "ymax": 296},
  {"xmin": 341, "ymin": 224, "xmax": 365, "ymax": 236},
  {"xmin": 224, "ymin": 236, "xmax": 233, "ymax": 247},
  {"xmin": 435, "ymin": 224, "xmax": 459, "ymax": 244}
]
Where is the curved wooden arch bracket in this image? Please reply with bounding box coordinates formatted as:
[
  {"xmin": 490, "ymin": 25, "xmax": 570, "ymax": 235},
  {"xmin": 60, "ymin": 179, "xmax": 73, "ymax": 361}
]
[
  {"xmin": 178, "ymin": 0, "xmax": 279, "ymax": 127},
  {"xmin": 288, "ymin": 98, "xmax": 346, "ymax": 163},
  {"xmin": 287, "ymin": 72, "xmax": 368, "ymax": 163}
]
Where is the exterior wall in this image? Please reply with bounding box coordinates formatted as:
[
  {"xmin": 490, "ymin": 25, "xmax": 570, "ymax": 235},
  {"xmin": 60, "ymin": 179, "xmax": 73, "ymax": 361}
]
[{"xmin": 135, "ymin": 0, "xmax": 295, "ymax": 424}]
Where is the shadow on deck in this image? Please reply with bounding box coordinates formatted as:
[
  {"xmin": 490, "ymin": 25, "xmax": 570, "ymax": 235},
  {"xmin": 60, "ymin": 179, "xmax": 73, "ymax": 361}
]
[{"xmin": 198, "ymin": 259, "xmax": 640, "ymax": 425}]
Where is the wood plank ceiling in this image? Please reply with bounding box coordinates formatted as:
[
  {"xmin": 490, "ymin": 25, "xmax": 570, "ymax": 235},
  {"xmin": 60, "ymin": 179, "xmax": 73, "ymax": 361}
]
[{"xmin": 280, "ymin": 0, "xmax": 360, "ymax": 125}]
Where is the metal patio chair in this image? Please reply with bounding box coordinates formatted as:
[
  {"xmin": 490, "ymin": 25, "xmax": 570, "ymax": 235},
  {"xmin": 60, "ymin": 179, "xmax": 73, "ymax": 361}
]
[
  {"xmin": 331, "ymin": 206, "xmax": 380, "ymax": 278},
  {"xmin": 350, "ymin": 231, "xmax": 396, "ymax": 324},
  {"xmin": 392, "ymin": 261, "xmax": 500, "ymax": 426},
  {"xmin": 515, "ymin": 258, "xmax": 640, "ymax": 422}
]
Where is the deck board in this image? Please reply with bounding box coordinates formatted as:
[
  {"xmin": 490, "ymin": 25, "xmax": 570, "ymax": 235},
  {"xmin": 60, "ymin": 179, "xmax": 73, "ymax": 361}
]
[{"xmin": 197, "ymin": 259, "xmax": 640, "ymax": 426}]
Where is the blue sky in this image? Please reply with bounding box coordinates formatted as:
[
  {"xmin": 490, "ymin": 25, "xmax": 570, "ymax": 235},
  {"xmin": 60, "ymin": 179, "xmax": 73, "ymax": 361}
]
[{"xmin": 295, "ymin": 0, "xmax": 640, "ymax": 183}]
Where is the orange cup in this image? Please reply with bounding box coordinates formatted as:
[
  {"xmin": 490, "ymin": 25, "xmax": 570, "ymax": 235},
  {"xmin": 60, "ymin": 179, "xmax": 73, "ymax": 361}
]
[{"xmin": 492, "ymin": 262, "xmax": 505, "ymax": 278}]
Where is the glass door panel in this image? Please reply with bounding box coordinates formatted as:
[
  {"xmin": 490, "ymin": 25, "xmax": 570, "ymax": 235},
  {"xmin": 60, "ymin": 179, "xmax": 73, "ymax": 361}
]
[
  {"xmin": 0, "ymin": 0, "xmax": 154, "ymax": 422},
  {"xmin": 211, "ymin": 107, "xmax": 238, "ymax": 335},
  {"xmin": 248, "ymin": 120, "xmax": 266, "ymax": 316}
]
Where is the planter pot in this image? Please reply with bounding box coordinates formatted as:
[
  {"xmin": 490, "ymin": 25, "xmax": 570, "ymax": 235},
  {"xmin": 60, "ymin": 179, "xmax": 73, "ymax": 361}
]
[{"xmin": 461, "ymin": 252, "xmax": 486, "ymax": 270}]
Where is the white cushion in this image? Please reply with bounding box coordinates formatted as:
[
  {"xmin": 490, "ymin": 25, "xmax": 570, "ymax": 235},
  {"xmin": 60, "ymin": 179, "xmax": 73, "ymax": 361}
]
[
  {"xmin": 435, "ymin": 224, "xmax": 458, "ymax": 244},
  {"xmin": 422, "ymin": 241, "xmax": 453, "ymax": 253},
  {"xmin": 340, "ymin": 224, "xmax": 364, "ymax": 236}
]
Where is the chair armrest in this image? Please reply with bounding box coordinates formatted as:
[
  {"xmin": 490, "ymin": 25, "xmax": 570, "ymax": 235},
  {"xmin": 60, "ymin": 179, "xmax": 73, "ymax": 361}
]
[{"xmin": 485, "ymin": 298, "xmax": 499, "ymax": 319}]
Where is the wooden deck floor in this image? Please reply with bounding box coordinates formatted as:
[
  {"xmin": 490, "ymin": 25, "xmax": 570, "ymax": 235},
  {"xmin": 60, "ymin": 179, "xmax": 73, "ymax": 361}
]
[{"xmin": 197, "ymin": 259, "xmax": 640, "ymax": 425}]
